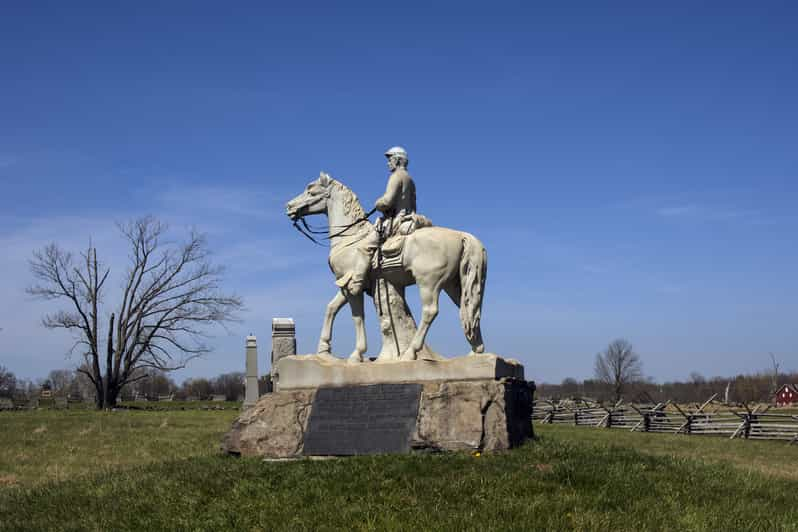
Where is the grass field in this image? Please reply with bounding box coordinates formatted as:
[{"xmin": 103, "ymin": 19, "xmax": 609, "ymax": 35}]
[{"xmin": 1, "ymin": 410, "xmax": 798, "ymax": 531}]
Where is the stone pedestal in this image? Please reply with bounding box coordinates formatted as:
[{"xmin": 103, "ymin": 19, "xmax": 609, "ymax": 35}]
[
  {"xmin": 222, "ymin": 377, "xmax": 534, "ymax": 458},
  {"xmin": 243, "ymin": 335, "xmax": 259, "ymax": 409},
  {"xmin": 275, "ymin": 353, "xmax": 524, "ymax": 390}
]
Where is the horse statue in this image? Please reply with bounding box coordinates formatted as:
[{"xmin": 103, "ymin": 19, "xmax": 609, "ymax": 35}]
[{"xmin": 285, "ymin": 172, "xmax": 487, "ymax": 362}]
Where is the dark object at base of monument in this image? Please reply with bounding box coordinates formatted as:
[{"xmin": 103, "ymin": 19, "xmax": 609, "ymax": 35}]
[
  {"xmin": 222, "ymin": 379, "xmax": 534, "ymax": 458},
  {"xmin": 303, "ymin": 384, "xmax": 422, "ymax": 456}
]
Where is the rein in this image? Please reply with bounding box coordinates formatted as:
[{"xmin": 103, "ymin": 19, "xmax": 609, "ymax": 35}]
[
  {"xmin": 293, "ymin": 219, "xmax": 326, "ymax": 246},
  {"xmin": 292, "ymin": 207, "xmax": 377, "ymax": 246}
]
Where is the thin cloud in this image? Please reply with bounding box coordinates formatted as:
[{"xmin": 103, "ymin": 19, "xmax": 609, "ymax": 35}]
[
  {"xmin": 656, "ymin": 204, "xmax": 699, "ymax": 217},
  {"xmin": 581, "ymin": 263, "xmax": 610, "ymax": 274},
  {"xmin": 156, "ymin": 184, "xmax": 285, "ymax": 221},
  {"xmin": 0, "ymin": 154, "xmax": 18, "ymax": 168},
  {"xmin": 655, "ymin": 203, "xmax": 769, "ymax": 224}
]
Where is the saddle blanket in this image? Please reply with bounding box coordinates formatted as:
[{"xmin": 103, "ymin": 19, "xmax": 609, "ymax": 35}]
[{"xmin": 372, "ymin": 248, "xmax": 403, "ymax": 272}]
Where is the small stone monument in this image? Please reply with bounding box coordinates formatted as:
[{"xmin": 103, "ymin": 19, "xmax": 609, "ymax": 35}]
[
  {"xmin": 271, "ymin": 318, "xmax": 296, "ymax": 389},
  {"xmin": 243, "ymin": 335, "xmax": 259, "ymax": 409}
]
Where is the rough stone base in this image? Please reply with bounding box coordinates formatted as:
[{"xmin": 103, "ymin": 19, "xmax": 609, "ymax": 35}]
[
  {"xmin": 222, "ymin": 389, "xmax": 315, "ymax": 458},
  {"xmin": 222, "ymin": 379, "xmax": 533, "ymax": 458}
]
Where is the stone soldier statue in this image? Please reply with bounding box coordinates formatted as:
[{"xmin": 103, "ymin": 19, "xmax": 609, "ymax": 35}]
[{"xmin": 339, "ymin": 146, "xmax": 428, "ymax": 295}]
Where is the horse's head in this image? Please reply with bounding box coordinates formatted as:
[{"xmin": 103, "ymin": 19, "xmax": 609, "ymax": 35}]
[{"xmin": 285, "ymin": 172, "xmax": 334, "ymax": 221}]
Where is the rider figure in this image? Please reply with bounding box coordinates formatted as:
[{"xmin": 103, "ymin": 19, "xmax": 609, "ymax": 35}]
[{"xmin": 343, "ymin": 146, "xmax": 416, "ymax": 295}]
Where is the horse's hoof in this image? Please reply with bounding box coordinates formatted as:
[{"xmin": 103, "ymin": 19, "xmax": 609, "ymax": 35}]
[
  {"xmin": 347, "ymin": 352, "xmax": 364, "ymax": 364},
  {"xmin": 400, "ymin": 349, "xmax": 417, "ymax": 361},
  {"xmin": 468, "ymin": 345, "xmax": 485, "ymax": 355}
]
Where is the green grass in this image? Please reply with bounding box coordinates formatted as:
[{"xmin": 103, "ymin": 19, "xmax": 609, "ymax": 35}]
[
  {"xmin": 0, "ymin": 409, "xmax": 238, "ymax": 488},
  {"xmin": 537, "ymin": 423, "xmax": 798, "ymax": 480},
  {"xmin": 1, "ymin": 411, "xmax": 798, "ymax": 531}
]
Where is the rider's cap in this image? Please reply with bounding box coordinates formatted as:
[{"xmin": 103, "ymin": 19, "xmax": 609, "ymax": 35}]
[{"xmin": 384, "ymin": 146, "xmax": 408, "ymax": 159}]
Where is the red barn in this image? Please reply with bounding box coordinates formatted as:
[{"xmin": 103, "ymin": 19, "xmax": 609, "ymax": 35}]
[{"xmin": 775, "ymin": 384, "xmax": 798, "ymax": 407}]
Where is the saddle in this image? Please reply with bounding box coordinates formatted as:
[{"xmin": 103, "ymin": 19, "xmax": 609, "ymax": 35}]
[{"xmin": 371, "ymin": 213, "xmax": 432, "ymax": 271}]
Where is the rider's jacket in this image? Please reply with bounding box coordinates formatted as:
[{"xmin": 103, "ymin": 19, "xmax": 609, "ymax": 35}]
[{"xmin": 375, "ymin": 167, "xmax": 416, "ymax": 218}]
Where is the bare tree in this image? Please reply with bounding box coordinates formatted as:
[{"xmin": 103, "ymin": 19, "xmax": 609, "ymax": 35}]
[
  {"xmin": 181, "ymin": 377, "xmax": 213, "ymax": 400},
  {"xmin": 213, "ymin": 371, "xmax": 245, "ymax": 401},
  {"xmin": 768, "ymin": 352, "xmax": 781, "ymax": 395},
  {"xmin": 28, "ymin": 216, "xmax": 243, "ymax": 409},
  {"xmin": 47, "ymin": 368, "xmax": 75, "ymax": 395},
  {"xmin": 594, "ymin": 338, "xmax": 643, "ymax": 402},
  {"xmin": 125, "ymin": 368, "xmax": 176, "ymax": 399},
  {"xmin": 68, "ymin": 364, "xmax": 96, "ymax": 401},
  {"xmin": 0, "ymin": 365, "xmax": 17, "ymax": 397}
]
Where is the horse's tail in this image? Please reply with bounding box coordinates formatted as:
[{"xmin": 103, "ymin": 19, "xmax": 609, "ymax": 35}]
[{"xmin": 459, "ymin": 233, "xmax": 487, "ymax": 352}]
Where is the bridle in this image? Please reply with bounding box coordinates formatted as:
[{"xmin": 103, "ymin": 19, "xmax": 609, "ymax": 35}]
[{"xmin": 289, "ymin": 188, "xmax": 377, "ymax": 246}]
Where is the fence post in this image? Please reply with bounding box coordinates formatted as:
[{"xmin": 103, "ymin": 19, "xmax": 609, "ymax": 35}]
[{"xmin": 544, "ymin": 404, "xmax": 555, "ymax": 424}]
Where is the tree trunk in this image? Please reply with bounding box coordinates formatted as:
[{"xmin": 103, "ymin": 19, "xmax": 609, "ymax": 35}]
[
  {"xmin": 93, "ymin": 380, "xmax": 104, "ymax": 410},
  {"xmin": 105, "ymin": 384, "xmax": 120, "ymax": 408},
  {"xmin": 93, "ymin": 376, "xmax": 120, "ymax": 409}
]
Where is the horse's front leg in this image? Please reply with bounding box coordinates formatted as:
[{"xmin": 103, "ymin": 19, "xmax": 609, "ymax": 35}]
[
  {"xmin": 318, "ymin": 290, "xmax": 347, "ymax": 355},
  {"xmin": 346, "ymin": 291, "xmax": 367, "ymax": 363}
]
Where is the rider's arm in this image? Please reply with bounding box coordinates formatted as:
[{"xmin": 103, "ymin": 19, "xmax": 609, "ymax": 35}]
[{"xmin": 375, "ymin": 174, "xmax": 401, "ymax": 213}]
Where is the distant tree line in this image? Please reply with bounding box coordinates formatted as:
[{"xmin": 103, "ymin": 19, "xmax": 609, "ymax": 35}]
[
  {"xmin": 533, "ymin": 339, "xmax": 796, "ymax": 405},
  {"xmin": 538, "ymin": 370, "xmax": 798, "ymax": 405},
  {"xmin": 3, "ymin": 336, "xmax": 791, "ymax": 406},
  {"xmin": 0, "ymin": 364, "xmax": 261, "ymax": 403}
]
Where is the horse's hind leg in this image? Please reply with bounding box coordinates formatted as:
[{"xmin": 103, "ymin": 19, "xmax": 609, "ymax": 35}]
[
  {"xmin": 318, "ymin": 290, "xmax": 347, "ymax": 355},
  {"xmin": 467, "ymin": 323, "xmax": 485, "ymax": 355},
  {"xmin": 445, "ymin": 279, "xmax": 484, "ymax": 355},
  {"xmin": 346, "ymin": 291, "xmax": 367, "ymax": 363},
  {"xmin": 444, "ymin": 279, "xmax": 461, "ymax": 307},
  {"xmin": 402, "ymin": 281, "xmax": 442, "ymax": 361}
]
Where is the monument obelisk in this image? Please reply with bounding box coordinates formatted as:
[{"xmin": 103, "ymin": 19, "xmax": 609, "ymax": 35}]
[{"xmin": 243, "ymin": 335, "xmax": 259, "ymax": 409}]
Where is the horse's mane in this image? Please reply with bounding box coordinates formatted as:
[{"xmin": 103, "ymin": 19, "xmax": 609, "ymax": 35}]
[{"xmin": 330, "ymin": 178, "xmax": 366, "ymax": 220}]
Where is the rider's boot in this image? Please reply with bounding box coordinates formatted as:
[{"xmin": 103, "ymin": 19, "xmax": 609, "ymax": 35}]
[{"xmin": 347, "ymin": 250, "xmax": 371, "ymax": 295}]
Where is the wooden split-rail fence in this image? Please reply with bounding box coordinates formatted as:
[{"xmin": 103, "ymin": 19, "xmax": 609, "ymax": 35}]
[{"xmin": 533, "ymin": 394, "xmax": 798, "ymax": 445}]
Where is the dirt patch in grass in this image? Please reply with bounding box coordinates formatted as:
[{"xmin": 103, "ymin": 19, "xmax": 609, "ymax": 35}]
[{"xmin": 0, "ymin": 475, "xmax": 18, "ymax": 487}]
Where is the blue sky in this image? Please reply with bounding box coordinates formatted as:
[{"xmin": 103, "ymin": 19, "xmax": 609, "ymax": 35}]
[{"xmin": 1, "ymin": 1, "xmax": 797, "ymax": 383}]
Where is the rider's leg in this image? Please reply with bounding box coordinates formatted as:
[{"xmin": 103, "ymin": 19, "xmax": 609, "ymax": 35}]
[{"xmin": 348, "ymin": 231, "xmax": 379, "ymax": 295}]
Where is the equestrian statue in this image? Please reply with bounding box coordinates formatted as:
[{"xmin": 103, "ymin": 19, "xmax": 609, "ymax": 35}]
[{"xmin": 285, "ymin": 146, "xmax": 487, "ymax": 363}]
